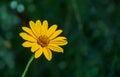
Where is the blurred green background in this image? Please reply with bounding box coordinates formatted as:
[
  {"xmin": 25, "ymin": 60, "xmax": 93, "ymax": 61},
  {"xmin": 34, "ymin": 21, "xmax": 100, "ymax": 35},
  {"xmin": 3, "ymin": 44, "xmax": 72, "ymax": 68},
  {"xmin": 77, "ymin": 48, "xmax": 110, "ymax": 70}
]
[{"xmin": 0, "ymin": 0, "xmax": 120, "ymax": 77}]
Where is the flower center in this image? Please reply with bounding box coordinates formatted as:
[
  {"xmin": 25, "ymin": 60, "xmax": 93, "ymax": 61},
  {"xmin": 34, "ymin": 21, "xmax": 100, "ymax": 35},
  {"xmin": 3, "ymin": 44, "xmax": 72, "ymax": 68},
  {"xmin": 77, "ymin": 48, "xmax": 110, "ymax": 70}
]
[{"xmin": 37, "ymin": 36, "xmax": 50, "ymax": 47}]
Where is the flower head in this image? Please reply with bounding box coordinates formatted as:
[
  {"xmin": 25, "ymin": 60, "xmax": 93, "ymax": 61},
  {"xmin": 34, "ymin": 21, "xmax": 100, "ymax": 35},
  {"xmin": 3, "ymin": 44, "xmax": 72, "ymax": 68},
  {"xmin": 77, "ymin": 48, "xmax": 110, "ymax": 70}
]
[{"xmin": 19, "ymin": 20, "xmax": 68, "ymax": 61}]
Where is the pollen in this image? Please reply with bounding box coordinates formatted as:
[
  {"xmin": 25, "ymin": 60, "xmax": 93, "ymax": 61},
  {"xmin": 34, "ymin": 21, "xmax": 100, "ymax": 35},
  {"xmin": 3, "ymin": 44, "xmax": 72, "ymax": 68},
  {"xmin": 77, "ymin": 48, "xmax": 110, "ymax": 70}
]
[{"xmin": 37, "ymin": 36, "xmax": 50, "ymax": 47}]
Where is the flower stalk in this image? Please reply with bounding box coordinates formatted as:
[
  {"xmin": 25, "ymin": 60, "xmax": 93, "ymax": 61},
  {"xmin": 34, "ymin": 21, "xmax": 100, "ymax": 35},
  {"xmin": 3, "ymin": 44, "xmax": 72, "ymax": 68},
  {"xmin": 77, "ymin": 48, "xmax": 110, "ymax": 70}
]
[{"xmin": 21, "ymin": 54, "xmax": 34, "ymax": 77}]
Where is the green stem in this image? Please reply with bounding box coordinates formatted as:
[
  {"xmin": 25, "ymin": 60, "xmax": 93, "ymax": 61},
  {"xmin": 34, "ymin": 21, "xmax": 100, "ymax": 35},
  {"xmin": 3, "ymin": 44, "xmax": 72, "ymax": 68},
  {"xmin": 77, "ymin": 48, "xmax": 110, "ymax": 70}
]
[
  {"xmin": 71, "ymin": 0, "xmax": 83, "ymax": 29},
  {"xmin": 21, "ymin": 54, "xmax": 34, "ymax": 77}
]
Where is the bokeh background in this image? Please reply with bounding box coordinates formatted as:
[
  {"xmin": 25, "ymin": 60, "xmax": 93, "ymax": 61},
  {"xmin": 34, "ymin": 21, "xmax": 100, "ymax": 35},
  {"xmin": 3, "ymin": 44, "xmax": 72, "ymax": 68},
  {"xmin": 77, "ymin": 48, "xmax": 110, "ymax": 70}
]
[{"xmin": 0, "ymin": 0, "xmax": 120, "ymax": 77}]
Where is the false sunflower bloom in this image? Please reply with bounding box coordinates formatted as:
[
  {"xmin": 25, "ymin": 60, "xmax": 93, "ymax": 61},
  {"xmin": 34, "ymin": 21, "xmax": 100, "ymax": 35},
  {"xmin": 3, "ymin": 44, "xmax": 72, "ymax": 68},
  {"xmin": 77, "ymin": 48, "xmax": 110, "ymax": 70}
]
[{"xmin": 19, "ymin": 20, "xmax": 68, "ymax": 61}]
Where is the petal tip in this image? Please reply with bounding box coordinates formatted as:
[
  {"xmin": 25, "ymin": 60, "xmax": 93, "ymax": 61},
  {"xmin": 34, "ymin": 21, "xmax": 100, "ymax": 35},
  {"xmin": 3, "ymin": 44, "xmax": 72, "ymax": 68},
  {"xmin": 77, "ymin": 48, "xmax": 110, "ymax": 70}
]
[
  {"xmin": 47, "ymin": 58, "xmax": 52, "ymax": 61},
  {"xmin": 36, "ymin": 20, "xmax": 41, "ymax": 24},
  {"xmin": 43, "ymin": 20, "xmax": 48, "ymax": 22},
  {"xmin": 34, "ymin": 55, "xmax": 39, "ymax": 59},
  {"xmin": 34, "ymin": 54, "xmax": 39, "ymax": 59},
  {"xmin": 29, "ymin": 20, "xmax": 35, "ymax": 25},
  {"xmin": 19, "ymin": 32, "xmax": 23, "ymax": 37}
]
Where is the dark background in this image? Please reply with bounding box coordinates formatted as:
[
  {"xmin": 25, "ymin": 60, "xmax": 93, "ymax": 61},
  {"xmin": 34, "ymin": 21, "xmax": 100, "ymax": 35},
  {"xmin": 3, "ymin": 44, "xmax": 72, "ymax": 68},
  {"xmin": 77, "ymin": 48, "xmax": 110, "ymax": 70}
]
[{"xmin": 0, "ymin": 0, "xmax": 120, "ymax": 77}]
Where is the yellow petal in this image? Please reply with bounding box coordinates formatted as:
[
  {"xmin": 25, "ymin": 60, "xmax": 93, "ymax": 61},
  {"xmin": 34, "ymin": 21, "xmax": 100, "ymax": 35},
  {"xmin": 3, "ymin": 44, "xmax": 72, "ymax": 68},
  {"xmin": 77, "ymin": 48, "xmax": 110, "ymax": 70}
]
[
  {"xmin": 35, "ymin": 47, "xmax": 43, "ymax": 58},
  {"xmin": 22, "ymin": 41, "xmax": 32, "ymax": 47},
  {"xmin": 49, "ymin": 30, "xmax": 63, "ymax": 40},
  {"xmin": 48, "ymin": 44, "xmax": 63, "ymax": 53},
  {"xmin": 43, "ymin": 20, "xmax": 48, "ymax": 32},
  {"xmin": 40, "ymin": 20, "xmax": 48, "ymax": 35},
  {"xmin": 35, "ymin": 20, "xmax": 41, "ymax": 35},
  {"xmin": 19, "ymin": 32, "xmax": 36, "ymax": 42},
  {"xmin": 43, "ymin": 48, "xmax": 52, "ymax": 61},
  {"xmin": 50, "ymin": 36, "xmax": 68, "ymax": 46},
  {"xmin": 50, "ymin": 40, "xmax": 68, "ymax": 46},
  {"xmin": 22, "ymin": 27, "xmax": 36, "ymax": 38},
  {"xmin": 31, "ymin": 43, "xmax": 40, "ymax": 52},
  {"xmin": 29, "ymin": 20, "xmax": 40, "ymax": 37},
  {"xmin": 35, "ymin": 20, "xmax": 41, "ymax": 27},
  {"xmin": 52, "ymin": 36, "xmax": 67, "ymax": 41},
  {"xmin": 46, "ymin": 24, "xmax": 57, "ymax": 37}
]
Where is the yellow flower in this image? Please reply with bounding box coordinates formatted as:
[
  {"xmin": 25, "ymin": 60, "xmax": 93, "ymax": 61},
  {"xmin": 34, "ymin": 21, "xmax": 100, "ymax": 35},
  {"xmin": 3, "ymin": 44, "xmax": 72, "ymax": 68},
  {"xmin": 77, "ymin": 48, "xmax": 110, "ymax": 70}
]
[{"xmin": 19, "ymin": 20, "xmax": 68, "ymax": 61}]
